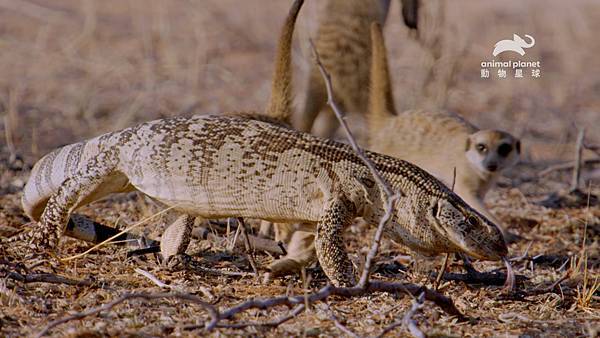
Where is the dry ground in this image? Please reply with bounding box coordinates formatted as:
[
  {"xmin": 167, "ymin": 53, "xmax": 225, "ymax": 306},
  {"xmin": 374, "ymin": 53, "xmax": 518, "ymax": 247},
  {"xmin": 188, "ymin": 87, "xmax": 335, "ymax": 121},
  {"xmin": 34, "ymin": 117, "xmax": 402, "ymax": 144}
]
[{"xmin": 0, "ymin": 0, "xmax": 599, "ymax": 337}]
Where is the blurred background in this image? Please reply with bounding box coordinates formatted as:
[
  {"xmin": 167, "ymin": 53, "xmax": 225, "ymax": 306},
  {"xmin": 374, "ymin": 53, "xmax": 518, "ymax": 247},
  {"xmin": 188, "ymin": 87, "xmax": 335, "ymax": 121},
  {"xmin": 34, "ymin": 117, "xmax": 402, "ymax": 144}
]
[{"xmin": 0, "ymin": 0, "xmax": 598, "ymax": 164}]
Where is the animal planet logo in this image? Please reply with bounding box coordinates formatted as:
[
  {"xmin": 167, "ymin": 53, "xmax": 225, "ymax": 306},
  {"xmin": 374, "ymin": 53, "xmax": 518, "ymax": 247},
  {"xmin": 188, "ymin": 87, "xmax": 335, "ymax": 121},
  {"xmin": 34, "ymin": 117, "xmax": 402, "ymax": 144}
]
[
  {"xmin": 480, "ymin": 34, "xmax": 541, "ymax": 79},
  {"xmin": 492, "ymin": 34, "xmax": 535, "ymax": 56}
]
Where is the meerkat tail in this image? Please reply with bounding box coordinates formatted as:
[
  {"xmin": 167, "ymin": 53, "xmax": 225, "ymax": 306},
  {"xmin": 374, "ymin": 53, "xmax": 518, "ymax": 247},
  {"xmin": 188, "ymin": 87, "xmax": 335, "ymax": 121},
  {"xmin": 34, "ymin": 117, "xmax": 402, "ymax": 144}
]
[
  {"xmin": 368, "ymin": 22, "xmax": 397, "ymax": 133},
  {"xmin": 264, "ymin": 0, "xmax": 303, "ymax": 124}
]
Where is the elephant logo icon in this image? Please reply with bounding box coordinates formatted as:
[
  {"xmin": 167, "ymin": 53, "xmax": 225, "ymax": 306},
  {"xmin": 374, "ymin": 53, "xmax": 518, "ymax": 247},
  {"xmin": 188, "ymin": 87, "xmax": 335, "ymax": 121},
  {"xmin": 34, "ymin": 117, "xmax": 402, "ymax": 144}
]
[{"xmin": 492, "ymin": 34, "xmax": 535, "ymax": 57}]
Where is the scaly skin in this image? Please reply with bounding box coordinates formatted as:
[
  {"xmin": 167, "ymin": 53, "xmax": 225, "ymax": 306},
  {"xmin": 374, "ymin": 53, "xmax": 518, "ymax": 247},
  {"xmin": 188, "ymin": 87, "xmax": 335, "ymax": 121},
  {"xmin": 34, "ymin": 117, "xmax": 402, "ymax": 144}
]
[{"xmin": 15, "ymin": 113, "xmax": 507, "ymax": 287}]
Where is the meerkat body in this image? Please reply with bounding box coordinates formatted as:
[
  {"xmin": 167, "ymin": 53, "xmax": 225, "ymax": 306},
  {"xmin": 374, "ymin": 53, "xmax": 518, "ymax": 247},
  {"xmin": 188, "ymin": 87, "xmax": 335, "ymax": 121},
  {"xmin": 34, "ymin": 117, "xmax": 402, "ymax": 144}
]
[
  {"xmin": 369, "ymin": 109, "xmax": 520, "ymax": 226},
  {"xmin": 367, "ymin": 22, "xmax": 520, "ymax": 235},
  {"xmin": 296, "ymin": 0, "xmax": 392, "ymax": 138}
]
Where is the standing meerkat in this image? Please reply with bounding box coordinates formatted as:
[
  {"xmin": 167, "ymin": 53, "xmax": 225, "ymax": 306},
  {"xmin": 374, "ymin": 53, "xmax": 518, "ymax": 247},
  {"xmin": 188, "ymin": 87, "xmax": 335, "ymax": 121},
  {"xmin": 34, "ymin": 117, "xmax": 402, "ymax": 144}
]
[{"xmin": 296, "ymin": 0, "xmax": 393, "ymax": 138}]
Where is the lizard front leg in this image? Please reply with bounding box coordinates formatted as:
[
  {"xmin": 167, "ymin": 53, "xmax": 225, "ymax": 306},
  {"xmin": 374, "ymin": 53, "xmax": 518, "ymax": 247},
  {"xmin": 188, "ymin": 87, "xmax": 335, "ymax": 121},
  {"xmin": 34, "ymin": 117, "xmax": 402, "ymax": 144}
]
[{"xmin": 315, "ymin": 197, "xmax": 356, "ymax": 287}]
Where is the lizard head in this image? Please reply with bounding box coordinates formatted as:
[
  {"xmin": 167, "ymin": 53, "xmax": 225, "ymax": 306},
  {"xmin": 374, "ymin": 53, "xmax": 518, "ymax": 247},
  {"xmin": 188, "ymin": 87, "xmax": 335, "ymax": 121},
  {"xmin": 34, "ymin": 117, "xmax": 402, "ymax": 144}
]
[{"xmin": 430, "ymin": 197, "xmax": 507, "ymax": 261}]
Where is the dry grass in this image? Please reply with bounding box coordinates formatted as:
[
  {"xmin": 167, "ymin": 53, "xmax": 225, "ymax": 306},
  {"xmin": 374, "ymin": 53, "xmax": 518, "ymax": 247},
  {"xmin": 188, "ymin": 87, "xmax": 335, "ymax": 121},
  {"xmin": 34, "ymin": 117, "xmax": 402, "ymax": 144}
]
[{"xmin": 0, "ymin": 0, "xmax": 599, "ymax": 337}]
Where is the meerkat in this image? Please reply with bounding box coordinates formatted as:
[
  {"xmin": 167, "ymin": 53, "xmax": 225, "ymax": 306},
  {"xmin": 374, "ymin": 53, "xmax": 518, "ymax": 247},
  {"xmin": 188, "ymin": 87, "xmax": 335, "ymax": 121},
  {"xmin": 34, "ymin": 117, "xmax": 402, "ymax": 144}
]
[
  {"xmin": 266, "ymin": 22, "xmax": 521, "ymax": 279},
  {"xmin": 367, "ymin": 22, "xmax": 520, "ymax": 236},
  {"xmin": 296, "ymin": 0, "xmax": 394, "ymax": 138}
]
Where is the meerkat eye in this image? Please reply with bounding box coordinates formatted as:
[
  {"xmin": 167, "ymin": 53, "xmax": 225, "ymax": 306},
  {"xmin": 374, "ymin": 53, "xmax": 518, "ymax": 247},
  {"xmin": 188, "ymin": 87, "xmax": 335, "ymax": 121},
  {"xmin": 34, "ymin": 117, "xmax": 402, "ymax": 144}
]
[
  {"xmin": 476, "ymin": 144, "xmax": 487, "ymax": 153},
  {"xmin": 466, "ymin": 215, "xmax": 479, "ymax": 227},
  {"xmin": 497, "ymin": 143, "xmax": 513, "ymax": 157}
]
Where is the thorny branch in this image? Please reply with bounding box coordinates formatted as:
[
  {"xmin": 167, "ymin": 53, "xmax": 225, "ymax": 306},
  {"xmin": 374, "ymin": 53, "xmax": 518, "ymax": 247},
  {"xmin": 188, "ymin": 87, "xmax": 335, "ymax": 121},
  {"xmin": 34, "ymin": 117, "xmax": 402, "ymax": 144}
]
[{"xmin": 309, "ymin": 39, "xmax": 402, "ymax": 288}]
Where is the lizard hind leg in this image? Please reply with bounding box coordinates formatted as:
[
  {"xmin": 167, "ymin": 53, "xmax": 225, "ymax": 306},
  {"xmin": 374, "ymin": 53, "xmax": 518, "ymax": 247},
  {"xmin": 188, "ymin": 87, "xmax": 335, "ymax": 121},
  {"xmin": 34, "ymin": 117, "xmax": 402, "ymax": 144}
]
[
  {"xmin": 27, "ymin": 157, "xmax": 122, "ymax": 252},
  {"xmin": 160, "ymin": 214, "xmax": 195, "ymax": 270},
  {"xmin": 314, "ymin": 197, "xmax": 357, "ymax": 287}
]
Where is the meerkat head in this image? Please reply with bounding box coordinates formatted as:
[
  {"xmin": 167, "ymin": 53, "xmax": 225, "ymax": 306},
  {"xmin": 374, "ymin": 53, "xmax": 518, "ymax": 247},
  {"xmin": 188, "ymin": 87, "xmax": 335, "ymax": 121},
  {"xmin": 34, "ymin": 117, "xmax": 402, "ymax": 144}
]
[
  {"xmin": 430, "ymin": 197, "xmax": 508, "ymax": 261},
  {"xmin": 465, "ymin": 130, "xmax": 520, "ymax": 177}
]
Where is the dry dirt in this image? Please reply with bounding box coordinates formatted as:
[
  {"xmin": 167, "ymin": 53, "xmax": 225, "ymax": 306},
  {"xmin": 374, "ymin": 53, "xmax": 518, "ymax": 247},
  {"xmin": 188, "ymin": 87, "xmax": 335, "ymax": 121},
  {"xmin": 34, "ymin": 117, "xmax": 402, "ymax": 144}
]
[{"xmin": 1, "ymin": 0, "xmax": 599, "ymax": 337}]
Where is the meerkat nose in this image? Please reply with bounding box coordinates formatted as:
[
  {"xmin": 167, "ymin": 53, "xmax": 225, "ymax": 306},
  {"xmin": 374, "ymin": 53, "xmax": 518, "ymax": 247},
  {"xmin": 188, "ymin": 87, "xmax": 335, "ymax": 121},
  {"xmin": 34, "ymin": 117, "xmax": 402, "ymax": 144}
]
[{"xmin": 486, "ymin": 163, "xmax": 498, "ymax": 172}]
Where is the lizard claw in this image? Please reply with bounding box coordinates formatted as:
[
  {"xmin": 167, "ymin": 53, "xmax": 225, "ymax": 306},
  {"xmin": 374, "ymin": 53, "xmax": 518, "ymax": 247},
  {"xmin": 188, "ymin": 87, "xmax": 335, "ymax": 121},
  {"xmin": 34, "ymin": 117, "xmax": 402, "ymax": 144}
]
[
  {"xmin": 9, "ymin": 222, "xmax": 59, "ymax": 253},
  {"xmin": 161, "ymin": 253, "xmax": 192, "ymax": 271}
]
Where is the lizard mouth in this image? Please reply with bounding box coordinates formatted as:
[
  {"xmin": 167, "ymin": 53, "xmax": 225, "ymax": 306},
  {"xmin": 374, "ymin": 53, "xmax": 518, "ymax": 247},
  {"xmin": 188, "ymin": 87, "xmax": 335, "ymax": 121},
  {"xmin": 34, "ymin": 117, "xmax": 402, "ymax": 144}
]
[{"xmin": 458, "ymin": 245, "xmax": 504, "ymax": 261}]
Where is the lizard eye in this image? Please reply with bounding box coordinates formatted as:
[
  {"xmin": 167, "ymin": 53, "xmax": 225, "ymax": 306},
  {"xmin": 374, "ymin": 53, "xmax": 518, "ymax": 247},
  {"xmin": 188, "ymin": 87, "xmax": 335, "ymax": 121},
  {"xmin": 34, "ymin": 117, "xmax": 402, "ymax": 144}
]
[{"xmin": 466, "ymin": 215, "xmax": 479, "ymax": 227}]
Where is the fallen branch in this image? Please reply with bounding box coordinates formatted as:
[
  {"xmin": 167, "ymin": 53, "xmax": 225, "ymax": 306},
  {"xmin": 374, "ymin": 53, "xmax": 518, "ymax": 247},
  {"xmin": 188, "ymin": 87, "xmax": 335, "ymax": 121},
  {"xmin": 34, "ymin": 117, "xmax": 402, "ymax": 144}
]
[
  {"xmin": 438, "ymin": 270, "xmax": 526, "ymax": 286},
  {"xmin": 538, "ymin": 158, "xmax": 600, "ymax": 177},
  {"xmin": 327, "ymin": 304, "xmax": 361, "ymax": 338},
  {"xmin": 35, "ymin": 292, "xmax": 220, "ymax": 338},
  {"xmin": 6, "ymin": 272, "xmax": 95, "ymax": 287},
  {"xmin": 215, "ymin": 282, "xmax": 465, "ymax": 325},
  {"xmin": 211, "ymin": 304, "xmax": 305, "ymax": 329},
  {"xmin": 39, "ymin": 281, "xmax": 464, "ymax": 336},
  {"xmin": 403, "ymin": 292, "xmax": 426, "ymax": 338}
]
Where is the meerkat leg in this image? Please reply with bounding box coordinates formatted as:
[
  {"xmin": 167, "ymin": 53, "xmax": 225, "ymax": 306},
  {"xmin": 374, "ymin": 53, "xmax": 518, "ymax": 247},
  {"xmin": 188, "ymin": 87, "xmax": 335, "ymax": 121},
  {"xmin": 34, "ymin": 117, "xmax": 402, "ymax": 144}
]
[
  {"xmin": 265, "ymin": 230, "xmax": 316, "ymax": 282},
  {"xmin": 258, "ymin": 220, "xmax": 273, "ymax": 238},
  {"xmin": 298, "ymin": 72, "xmax": 327, "ymax": 133},
  {"xmin": 311, "ymin": 107, "xmax": 341, "ymax": 139},
  {"xmin": 273, "ymin": 222, "xmax": 296, "ymax": 244},
  {"xmin": 160, "ymin": 214, "xmax": 195, "ymax": 269},
  {"xmin": 314, "ymin": 197, "xmax": 356, "ymax": 287}
]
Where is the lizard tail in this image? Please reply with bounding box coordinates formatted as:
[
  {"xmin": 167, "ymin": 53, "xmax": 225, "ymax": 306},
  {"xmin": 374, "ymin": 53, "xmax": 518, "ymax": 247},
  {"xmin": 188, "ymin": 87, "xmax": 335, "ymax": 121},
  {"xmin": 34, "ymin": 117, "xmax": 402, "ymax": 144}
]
[
  {"xmin": 21, "ymin": 141, "xmax": 92, "ymax": 220},
  {"xmin": 264, "ymin": 0, "xmax": 304, "ymax": 124},
  {"xmin": 368, "ymin": 22, "xmax": 397, "ymax": 133}
]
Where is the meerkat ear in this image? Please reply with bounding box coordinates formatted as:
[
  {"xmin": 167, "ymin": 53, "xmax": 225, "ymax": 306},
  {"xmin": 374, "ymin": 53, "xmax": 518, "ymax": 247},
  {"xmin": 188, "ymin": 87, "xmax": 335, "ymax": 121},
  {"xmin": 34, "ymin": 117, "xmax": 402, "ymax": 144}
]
[
  {"xmin": 516, "ymin": 140, "xmax": 521, "ymax": 154},
  {"xmin": 465, "ymin": 137, "xmax": 471, "ymax": 152}
]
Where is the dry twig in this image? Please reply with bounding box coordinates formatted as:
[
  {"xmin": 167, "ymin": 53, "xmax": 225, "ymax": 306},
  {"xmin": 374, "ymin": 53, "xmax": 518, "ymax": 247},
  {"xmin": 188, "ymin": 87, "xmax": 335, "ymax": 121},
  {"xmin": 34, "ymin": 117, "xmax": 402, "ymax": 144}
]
[
  {"xmin": 237, "ymin": 217, "xmax": 259, "ymax": 276},
  {"xmin": 538, "ymin": 158, "xmax": 600, "ymax": 177},
  {"xmin": 403, "ymin": 292, "xmax": 426, "ymax": 338},
  {"xmin": 6, "ymin": 272, "xmax": 95, "ymax": 287},
  {"xmin": 35, "ymin": 292, "xmax": 220, "ymax": 338},
  {"xmin": 570, "ymin": 128, "xmax": 585, "ymax": 191}
]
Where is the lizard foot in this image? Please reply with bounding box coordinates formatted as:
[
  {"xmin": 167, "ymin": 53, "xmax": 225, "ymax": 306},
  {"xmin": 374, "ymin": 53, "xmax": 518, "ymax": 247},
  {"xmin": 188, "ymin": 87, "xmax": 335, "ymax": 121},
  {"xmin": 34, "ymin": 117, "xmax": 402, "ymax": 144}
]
[
  {"xmin": 9, "ymin": 222, "xmax": 59, "ymax": 253},
  {"xmin": 161, "ymin": 253, "xmax": 192, "ymax": 271}
]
